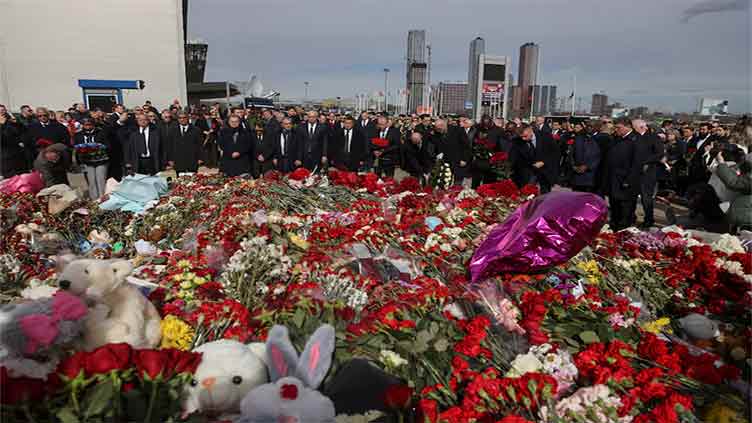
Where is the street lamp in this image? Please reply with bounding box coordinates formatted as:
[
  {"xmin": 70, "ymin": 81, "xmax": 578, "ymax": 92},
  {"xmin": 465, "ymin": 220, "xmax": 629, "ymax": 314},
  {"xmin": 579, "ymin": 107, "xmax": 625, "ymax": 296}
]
[
  {"xmin": 304, "ymin": 81, "xmax": 309, "ymax": 105},
  {"xmin": 383, "ymin": 68, "xmax": 390, "ymax": 113}
]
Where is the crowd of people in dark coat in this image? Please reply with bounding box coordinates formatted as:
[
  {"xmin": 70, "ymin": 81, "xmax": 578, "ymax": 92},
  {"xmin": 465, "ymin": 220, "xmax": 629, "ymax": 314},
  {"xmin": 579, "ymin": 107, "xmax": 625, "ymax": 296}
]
[{"xmin": 1, "ymin": 100, "xmax": 750, "ymax": 233}]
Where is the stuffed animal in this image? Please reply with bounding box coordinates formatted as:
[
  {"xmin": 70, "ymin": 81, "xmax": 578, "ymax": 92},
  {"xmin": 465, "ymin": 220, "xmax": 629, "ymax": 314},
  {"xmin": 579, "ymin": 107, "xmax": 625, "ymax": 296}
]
[
  {"xmin": 182, "ymin": 340, "xmax": 268, "ymax": 418},
  {"xmin": 0, "ymin": 290, "xmax": 88, "ymax": 378},
  {"xmin": 238, "ymin": 324, "xmax": 336, "ymax": 423},
  {"xmin": 57, "ymin": 257, "xmax": 161, "ymax": 350}
]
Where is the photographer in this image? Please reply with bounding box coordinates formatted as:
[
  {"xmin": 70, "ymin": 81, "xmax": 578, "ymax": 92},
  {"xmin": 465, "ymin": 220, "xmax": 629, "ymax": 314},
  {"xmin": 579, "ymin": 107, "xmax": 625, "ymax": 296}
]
[{"xmin": 713, "ymin": 149, "xmax": 752, "ymax": 232}]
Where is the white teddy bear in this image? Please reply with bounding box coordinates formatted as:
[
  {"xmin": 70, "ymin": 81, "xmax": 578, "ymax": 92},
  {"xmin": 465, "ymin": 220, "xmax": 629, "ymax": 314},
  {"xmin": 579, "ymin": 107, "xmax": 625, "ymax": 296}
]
[
  {"xmin": 182, "ymin": 340, "xmax": 268, "ymax": 419},
  {"xmin": 57, "ymin": 257, "xmax": 161, "ymax": 351}
]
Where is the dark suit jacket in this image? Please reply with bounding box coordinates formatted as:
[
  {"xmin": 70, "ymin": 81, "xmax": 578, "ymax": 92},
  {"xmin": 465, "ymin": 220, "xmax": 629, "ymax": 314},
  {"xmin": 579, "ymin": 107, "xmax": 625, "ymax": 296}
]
[
  {"xmin": 295, "ymin": 122, "xmax": 329, "ymax": 169},
  {"xmin": 333, "ymin": 127, "xmax": 368, "ymax": 171},
  {"xmin": 435, "ymin": 126, "xmax": 472, "ymax": 166},
  {"xmin": 270, "ymin": 129, "xmax": 301, "ymax": 172},
  {"xmin": 166, "ymin": 125, "xmax": 204, "ymax": 172},
  {"xmin": 633, "ymin": 130, "xmax": 665, "ymax": 184},
  {"xmin": 374, "ymin": 127, "xmax": 401, "ymax": 165},
  {"xmin": 24, "ymin": 121, "xmax": 69, "ymax": 162},
  {"xmin": 509, "ymin": 137, "xmax": 536, "ymax": 188},
  {"xmin": 123, "ymin": 125, "xmax": 162, "ymax": 172},
  {"xmin": 357, "ymin": 119, "xmax": 378, "ymax": 141}
]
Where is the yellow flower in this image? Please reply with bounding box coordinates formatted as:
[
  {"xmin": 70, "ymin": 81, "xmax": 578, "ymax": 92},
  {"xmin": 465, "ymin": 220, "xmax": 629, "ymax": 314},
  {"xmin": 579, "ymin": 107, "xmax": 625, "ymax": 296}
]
[
  {"xmin": 576, "ymin": 260, "xmax": 601, "ymax": 284},
  {"xmin": 177, "ymin": 259, "xmax": 191, "ymax": 270},
  {"xmin": 185, "ymin": 272, "xmax": 196, "ymax": 281},
  {"xmin": 180, "ymin": 281, "xmax": 194, "ymax": 289},
  {"xmin": 288, "ymin": 233, "xmax": 309, "ymax": 250},
  {"xmin": 172, "ymin": 274, "xmax": 184, "ymax": 282},
  {"xmin": 642, "ymin": 317, "xmax": 673, "ymax": 335},
  {"xmin": 703, "ymin": 400, "xmax": 748, "ymax": 423},
  {"xmin": 194, "ymin": 276, "xmax": 206, "ymax": 285},
  {"xmin": 160, "ymin": 315, "xmax": 195, "ymax": 350}
]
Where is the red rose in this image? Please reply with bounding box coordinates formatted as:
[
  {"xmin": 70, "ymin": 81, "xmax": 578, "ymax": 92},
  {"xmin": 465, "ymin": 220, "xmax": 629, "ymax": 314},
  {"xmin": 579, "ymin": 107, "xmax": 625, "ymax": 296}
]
[
  {"xmin": 57, "ymin": 351, "xmax": 88, "ymax": 380},
  {"xmin": 371, "ymin": 137, "xmax": 390, "ymax": 149},
  {"xmin": 383, "ymin": 384, "xmax": 413, "ymax": 410},
  {"xmin": 490, "ymin": 151, "xmax": 509, "ymax": 164},
  {"xmin": 418, "ymin": 399, "xmax": 438, "ymax": 423},
  {"xmin": 85, "ymin": 343, "xmax": 132, "ymax": 376},
  {"xmin": 169, "ymin": 350, "xmax": 203, "ymax": 376},
  {"xmin": 134, "ymin": 349, "xmax": 170, "ymax": 380},
  {"xmin": 289, "ymin": 167, "xmax": 311, "ymax": 181},
  {"xmin": 280, "ymin": 384, "xmax": 298, "ymax": 400}
]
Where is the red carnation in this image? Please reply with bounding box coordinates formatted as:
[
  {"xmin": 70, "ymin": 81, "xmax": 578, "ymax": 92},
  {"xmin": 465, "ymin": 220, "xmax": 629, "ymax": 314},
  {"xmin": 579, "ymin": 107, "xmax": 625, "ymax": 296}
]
[
  {"xmin": 289, "ymin": 167, "xmax": 311, "ymax": 181},
  {"xmin": 85, "ymin": 343, "xmax": 132, "ymax": 376},
  {"xmin": 490, "ymin": 151, "xmax": 509, "ymax": 164},
  {"xmin": 383, "ymin": 384, "xmax": 413, "ymax": 410},
  {"xmin": 280, "ymin": 383, "xmax": 298, "ymax": 400},
  {"xmin": 371, "ymin": 137, "xmax": 390, "ymax": 149},
  {"xmin": 497, "ymin": 416, "xmax": 534, "ymax": 423}
]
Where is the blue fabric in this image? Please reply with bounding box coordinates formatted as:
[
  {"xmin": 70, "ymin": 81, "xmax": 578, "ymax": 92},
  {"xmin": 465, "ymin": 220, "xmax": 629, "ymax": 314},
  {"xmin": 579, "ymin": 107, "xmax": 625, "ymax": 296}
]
[{"xmin": 99, "ymin": 174, "xmax": 168, "ymax": 213}]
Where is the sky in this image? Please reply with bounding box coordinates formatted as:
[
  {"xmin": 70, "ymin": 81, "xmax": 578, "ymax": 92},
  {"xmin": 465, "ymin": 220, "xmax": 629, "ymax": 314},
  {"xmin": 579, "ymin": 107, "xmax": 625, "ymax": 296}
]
[{"xmin": 188, "ymin": 0, "xmax": 751, "ymax": 114}]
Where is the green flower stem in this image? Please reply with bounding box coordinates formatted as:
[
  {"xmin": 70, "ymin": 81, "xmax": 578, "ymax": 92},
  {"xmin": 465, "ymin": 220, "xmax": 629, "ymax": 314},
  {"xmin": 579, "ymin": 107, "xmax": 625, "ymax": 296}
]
[{"xmin": 143, "ymin": 381, "xmax": 158, "ymax": 423}]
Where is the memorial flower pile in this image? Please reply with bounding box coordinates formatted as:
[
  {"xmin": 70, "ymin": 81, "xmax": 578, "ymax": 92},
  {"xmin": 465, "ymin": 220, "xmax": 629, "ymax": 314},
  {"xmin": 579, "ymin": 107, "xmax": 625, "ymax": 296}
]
[{"xmin": 0, "ymin": 170, "xmax": 749, "ymax": 423}]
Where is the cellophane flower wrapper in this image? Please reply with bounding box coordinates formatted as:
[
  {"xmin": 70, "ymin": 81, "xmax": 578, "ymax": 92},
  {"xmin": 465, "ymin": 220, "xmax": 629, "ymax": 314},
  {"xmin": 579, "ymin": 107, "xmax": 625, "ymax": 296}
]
[
  {"xmin": 0, "ymin": 172, "xmax": 45, "ymax": 194},
  {"xmin": 469, "ymin": 191, "xmax": 608, "ymax": 283}
]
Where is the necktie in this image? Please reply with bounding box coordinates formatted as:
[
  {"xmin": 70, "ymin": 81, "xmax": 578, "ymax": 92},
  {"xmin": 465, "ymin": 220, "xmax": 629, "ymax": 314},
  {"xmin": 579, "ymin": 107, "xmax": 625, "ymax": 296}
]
[{"xmin": 309, "ymin": 124, "xmax": 313, "ymax": 137}]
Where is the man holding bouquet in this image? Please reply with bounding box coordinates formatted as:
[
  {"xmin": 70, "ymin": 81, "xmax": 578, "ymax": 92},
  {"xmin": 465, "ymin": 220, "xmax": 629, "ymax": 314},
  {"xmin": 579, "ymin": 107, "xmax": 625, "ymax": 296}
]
[
  {"xmin": 373, "ymin": 117, "xmax": 400, "ymax": 178},
  {"xmin": 73, "ymin": 119, "xmax": 109, "ymax": 199}
]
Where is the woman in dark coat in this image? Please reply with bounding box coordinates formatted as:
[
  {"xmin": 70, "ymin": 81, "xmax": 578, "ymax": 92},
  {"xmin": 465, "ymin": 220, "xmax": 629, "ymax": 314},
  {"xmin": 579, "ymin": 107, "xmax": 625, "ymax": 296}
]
[
  {"xmin": 217, "ymin": 116, "xmax": 253, "ymax": 177},
  {"xmin": 570, "ymin": 122, "xmax": 600, "ymax": 192}
]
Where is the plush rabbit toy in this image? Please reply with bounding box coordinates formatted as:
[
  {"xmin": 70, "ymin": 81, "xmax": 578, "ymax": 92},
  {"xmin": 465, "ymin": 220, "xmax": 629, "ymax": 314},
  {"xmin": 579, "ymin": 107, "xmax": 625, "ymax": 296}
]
[{"xmin": 238, "ymin": 324, "xmax": 336, "ymax": 423}]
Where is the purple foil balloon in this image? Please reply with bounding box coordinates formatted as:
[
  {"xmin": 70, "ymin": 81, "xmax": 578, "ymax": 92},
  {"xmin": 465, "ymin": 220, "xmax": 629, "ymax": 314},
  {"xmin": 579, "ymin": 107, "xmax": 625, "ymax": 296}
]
[{"xmin": 469, "ymin": 191, "xmax": 608, "ymax": 283}]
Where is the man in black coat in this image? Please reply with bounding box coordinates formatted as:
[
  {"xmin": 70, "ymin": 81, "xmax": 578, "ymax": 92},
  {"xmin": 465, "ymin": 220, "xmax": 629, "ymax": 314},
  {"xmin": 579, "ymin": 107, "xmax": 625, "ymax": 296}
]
[
  {"xmin": 531, "ymin": 127, "xmax": 561, "ymax": 193},
  {"xmin": 373, "ymin": 116, "xmax": 401, "ymax": 178},
  {"xmin": 217, "ymin": 115, "xmax": 253, "ymax": 177},
  {"xmin": 270, "ymin": 118, "xmax": 300, "ymax": 173},
  {"xmin": 24, "ymin": 107, "xmax": 69, "ymax": 159},
  {"xmin": 262, "ymin": 109, "xmax": 281, "ymax": 136},
  {"xmin": 632, "ymin": 119, "xmax": 665, "ymax": 228},
  {"xmin": 0, "ymin": 106, "xmax": 27, "ymax": 177},
  {"xmin": 402, "ymin": 131, "xmax": 431, "ymax": 182},
  {"xmin": 687, "ymin": 123, "xmax": 714, "ymax": 186},
  {"xmin": 123, "ymin": 113, "xmax": 162, "ymax": 175},
  {"xmin": 433, "ymin": 119, "xmax": 471, "ymax": 185},
  {"xmin": 605, "ymin": 119, "xmax": 640, "ymax": 230},
  {"xmin": 509, "ymin": 127, "xmax": 537, "ymax": 188},
  {"xmin": 104, "ymin": 104, "xmax": 134, "ymax": 180},
  {"xmin": 165, "ymin": 112, "xmax": 204, "ymax": 174},
  {"xmin": 488, "ymin": 117, "xmax": 510, "ymax": 153},
  {"xmin": 333, "ymin": 116, "xmax": 368, "ymax": 172},
  {"xmin": 296, "ymin": 110, "xmax": 329, "ymax": 172}
]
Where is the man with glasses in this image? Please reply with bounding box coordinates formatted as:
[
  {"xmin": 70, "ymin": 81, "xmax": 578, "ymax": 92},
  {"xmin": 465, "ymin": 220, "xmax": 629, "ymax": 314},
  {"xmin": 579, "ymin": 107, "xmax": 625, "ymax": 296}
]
[
  {"xmin": 24, "ymin": 107, "xmax": 69, "ymax": 163},
  {"xmin": 123, "ymin": 113, "xmax": 162, "ymax": 175}
]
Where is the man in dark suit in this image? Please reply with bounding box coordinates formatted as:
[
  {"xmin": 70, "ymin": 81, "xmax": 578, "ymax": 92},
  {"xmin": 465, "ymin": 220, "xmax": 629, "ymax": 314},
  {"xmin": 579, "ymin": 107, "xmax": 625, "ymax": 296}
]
[
  {"xmin": 217, "ymin": 115, "xmax": 253, "ymax": 177},
  {"xmin": 296, "ymin": 110, "xmax": 329, "ymax": 171},
  {"xmin": 509, "ymin": 127, "xmax": 537, "ymax": 188},
  {"xmin": 24, "ymin": 107, "xmax": 69, "ymax": 160},
  {"xmin": 591, "ymin": 121, "xmax": 613, "ymax": 196},
  {"xmin": 271, "ymin": 118, "xmax": 299, "ymax": 173},
  {"xmin": 632, "ymin": 119, "xmax": 665, "ymax": 228},
  {"xmin": 488, "ymin": 117, "xmax": 510, "ymax": 153},
  {"xmin": 252, "ymin": 122, "xmax": 274, "ymax": 177},
  {"xmin": 432, "ymin": 119, "xmax": 472, "ymax": 185},
  {"xmin": 164, "ymin": 112, "xmax": 204, "ymax": 174},
  {"xmin": 687, "ymin": 123, "xmax": 714, "ymax": 186},
  {"xmin": 605, "ymin": 118, "xmax": 640, "ymax": 230},
  {"xmin": 358, "ymin": 111, "xmax": 378, "ymax": 140},
  {"xmin": 124, "ymin": 113, "xmax": 162, "ymax": 175},
  {"xmin": 334, "ymin": 116, "xmax": 368, "ymax": 172},
  {"xmin": 373, "ymin": 117, "xmax": 401, "ymax": 178},
  {"xmin": 402, "ymin": 131, "xmax": 431, "ymax": 183},
  {"xmin": 262, "ymin": 109, "xmax": 281, "ymax": 136},
  {"xmin": 104, "ymin": 104, "xmax": 134, "ymax": 180}
]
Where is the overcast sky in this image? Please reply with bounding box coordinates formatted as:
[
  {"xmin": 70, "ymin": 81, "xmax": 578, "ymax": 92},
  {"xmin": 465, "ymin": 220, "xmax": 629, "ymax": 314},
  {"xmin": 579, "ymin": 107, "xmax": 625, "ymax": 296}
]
[{"xmin": 188, "ymin": 0, "xmax": 751, "ymax": 113}]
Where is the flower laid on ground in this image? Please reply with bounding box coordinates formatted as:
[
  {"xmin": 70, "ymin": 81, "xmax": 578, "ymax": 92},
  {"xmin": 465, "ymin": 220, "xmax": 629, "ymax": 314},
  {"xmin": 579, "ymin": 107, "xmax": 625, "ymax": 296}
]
[{"xmin": 159, "ymin": 315, "xmax": 195, "ymax": 350}]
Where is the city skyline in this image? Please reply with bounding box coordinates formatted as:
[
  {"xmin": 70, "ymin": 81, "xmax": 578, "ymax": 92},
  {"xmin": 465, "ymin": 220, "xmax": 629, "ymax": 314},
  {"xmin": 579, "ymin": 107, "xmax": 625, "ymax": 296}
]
[{"xmin": 188, "ymin": 0, "xmax": 750, "ymax": 114}]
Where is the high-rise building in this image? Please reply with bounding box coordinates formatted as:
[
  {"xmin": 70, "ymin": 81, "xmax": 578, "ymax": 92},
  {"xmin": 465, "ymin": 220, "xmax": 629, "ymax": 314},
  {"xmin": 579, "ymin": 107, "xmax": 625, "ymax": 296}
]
[
  {"xmin": 591, "ymin": 93, "xmax": 608, "ymax": 116},
  {"xmin": 406, "ymin": 30, "xmax": 428, "ymax": 113},
  {"xmin": 435, "ymin": 82, "xmax": 468, "ymax": 115},
  {"xmin": 518, "ymin": 42, "xmax": 539, "ymax": 88},
  {"xmin": 466, "ymin": 37, "xmax": 485, "ymax": 114},
  {"xmin": 185, "ymin": 41, "xmax": 208, "ymax": 84},
  {"xmin": 530, "ymin": 85, "xmax": 557, "ymax": 115}
]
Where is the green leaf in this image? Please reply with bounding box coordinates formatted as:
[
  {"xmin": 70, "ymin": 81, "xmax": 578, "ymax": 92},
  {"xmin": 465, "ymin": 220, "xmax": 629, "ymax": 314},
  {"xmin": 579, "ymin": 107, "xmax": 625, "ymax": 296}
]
[
  {"xmin": 56, "ymin": 407, "xmax": 80, "ymax": 423},
  {"xmin": 292, "ymin": 308, "xmax": 306, "ymax": 329},
  {"xmin": 83, "ymin": 378, "xmax": 114, "ymax": 419},
  {"xmin": 579, "ymin": 330, "xmax": 600, "ymax": 344}
]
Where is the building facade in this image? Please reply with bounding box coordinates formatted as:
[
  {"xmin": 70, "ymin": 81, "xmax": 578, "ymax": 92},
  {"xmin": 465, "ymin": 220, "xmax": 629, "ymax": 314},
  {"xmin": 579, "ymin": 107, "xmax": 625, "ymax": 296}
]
[
  {"xmin": 591, "ymin": 93, "xmax": 608, "ymax": 116},
  {"xmin": 517, "ymin": 42, "xmax": 539, "ymax": 88},
  {"xmin": 406, "ymin": 30, "xmax": 428, "ymax": 114},
  {"xmin": 531, "ymin": 85, "xmax": 557, "ymax": 116},
  {"xmin": 466, "ymin": 37, "xmax": 485, "ymax": 115},
  {"xmin": 0, "ymin": 0, "xmax": 187, "ymax": 111},
  {"xmin": 435, "ymin": 82, "xmax": 468, "ymax": 115},
  {"xmin": 473, "ymin": 55, "xmax": 510, "ymax": 121}
]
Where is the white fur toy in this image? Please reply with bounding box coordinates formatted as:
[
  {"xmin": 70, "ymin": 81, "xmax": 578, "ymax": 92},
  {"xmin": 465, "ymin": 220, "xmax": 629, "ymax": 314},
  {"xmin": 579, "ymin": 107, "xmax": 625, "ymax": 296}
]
[
  {"xmin": 57, "ymin": 257, "xmax": 161, "ymax": 351},
  {"xmin": 182, "ymin": 340, "xmax": 268, "ymax": 418},
  {"xmin": 238, "ymin": 324, "xmax": 336, "ymax": 423}
]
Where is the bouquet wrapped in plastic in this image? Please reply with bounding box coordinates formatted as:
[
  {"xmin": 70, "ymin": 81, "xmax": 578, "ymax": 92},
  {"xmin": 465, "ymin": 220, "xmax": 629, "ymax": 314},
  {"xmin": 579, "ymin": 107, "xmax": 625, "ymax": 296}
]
[{"xmin": 74, "ymin": 142, "xmax": 109, "ymax": 164}]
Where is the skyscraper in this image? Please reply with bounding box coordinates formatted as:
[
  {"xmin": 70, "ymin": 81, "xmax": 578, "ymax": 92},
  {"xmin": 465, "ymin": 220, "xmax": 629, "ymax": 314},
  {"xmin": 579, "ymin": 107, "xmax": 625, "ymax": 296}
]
[
  {"xmin": 530, "ymin": 85, "xmax": 557, "ymax": 115},
  {"xmin": 436, "ymin": 81, "xmax": 468, "ymax": 115},
  {"xmin": 518, "ymin": 42, "xmax": 539, "ymax": 88},
  {"xmin": 591, "ymin": 93, "xmax": 608, "ymax": 115},
  {"xmin": 466, "ymin": 37, "xmax": 485, "ymax": 114},
  {"xmin": 406, "ymin": 30, "xmax": 428, "ymax": 113}
]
